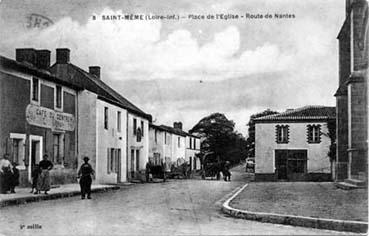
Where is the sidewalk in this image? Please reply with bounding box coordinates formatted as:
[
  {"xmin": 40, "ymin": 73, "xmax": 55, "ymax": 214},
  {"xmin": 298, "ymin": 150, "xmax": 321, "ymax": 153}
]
[
  {"xmin": 0, "ymin": 183, "xmax": 120, "ymax": 207},
  {"xmin": 222, "ymin": 182, "xmax": 368, "ymax": 233}
]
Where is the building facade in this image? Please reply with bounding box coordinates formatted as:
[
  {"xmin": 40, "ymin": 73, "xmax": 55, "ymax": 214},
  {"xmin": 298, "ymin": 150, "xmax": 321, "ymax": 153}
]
[
  {"xmin": 149, "ymin": 122, "xmax": 186, "ymax": 168},
  {"xmin": 0, "ymin": 49, "xmax": 80, "ymax": 187},
  {"xmin": 185, "ymin": 134, "xmax": 201, "ymax": 171},
  {"xmin": 50, "ymin": 48, "xmax": 151, "ymax": 184},
  {"xmin": 335, "ymin": 0, "xmax": 368, "ymax": 182},
  {"xmin": 149, "ymin": 121, "xmax": 203, "ymax": 171},
  {"xmin": 254, "ymin": 106, "xmax": 335, "ymax": 182}
]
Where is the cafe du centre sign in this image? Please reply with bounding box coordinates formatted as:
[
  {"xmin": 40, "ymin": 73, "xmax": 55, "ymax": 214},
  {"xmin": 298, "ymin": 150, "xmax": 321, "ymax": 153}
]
[{"xmin": 26, "ymin": 104, "xmax": 75, "ymax": 131}]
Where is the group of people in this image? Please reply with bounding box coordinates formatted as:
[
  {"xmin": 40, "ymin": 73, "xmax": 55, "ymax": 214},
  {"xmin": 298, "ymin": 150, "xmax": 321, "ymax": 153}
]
[
  {"xmin": 0, "ymin": 153, "xmax": 95, "ymax": 200},
  {"xmin": 0, "ymin": 154, "xmax": 19, "ymax": 194}
]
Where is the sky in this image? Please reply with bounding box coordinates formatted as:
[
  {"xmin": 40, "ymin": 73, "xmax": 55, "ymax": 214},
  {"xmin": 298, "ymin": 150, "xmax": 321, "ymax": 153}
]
[{"xmin": 0, "ymin": 0, "xmax": 346, "ymax": 136}]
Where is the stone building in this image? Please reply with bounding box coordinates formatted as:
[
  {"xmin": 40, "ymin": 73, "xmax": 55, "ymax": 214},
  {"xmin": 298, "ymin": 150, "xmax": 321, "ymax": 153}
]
[
  {"xmin": 0, "ymin": 49, "xmax": 80, "ymax": 186},
  {"xmin": 335, "ymin": 0, "xmax": 368, "ymax": 185},
  {"xmin": 254, "ymin": 106, "xmax": 335, "ymax": 181}
]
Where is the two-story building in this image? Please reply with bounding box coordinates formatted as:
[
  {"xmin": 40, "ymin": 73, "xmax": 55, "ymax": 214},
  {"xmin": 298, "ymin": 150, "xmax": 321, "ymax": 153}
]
[
  {"xmin": 0, "ymin": 49, "xmax": 81, "ymax": 186},
  {"xmin": 335, "ymin": 0, "xmax": 368, "ymax": 185},
  {"xmin": 254, "ymin": 106, "xmax": 336, "ymax": 182},
  {"xmin": 185, "ymin": 133, "xmax": 201, "ymax": 171},
  {"xmin": 149, "ymin": 122, "xmax": 187, "ymax": 168},
  {"xmin": 49, "ymin": 48, "xmax": 151, "ymax": 184}
]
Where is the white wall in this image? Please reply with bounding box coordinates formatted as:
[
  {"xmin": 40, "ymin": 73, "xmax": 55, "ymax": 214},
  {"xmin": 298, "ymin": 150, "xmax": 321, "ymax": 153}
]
[
  {"xmin": 255, "ymin": 122, "xmax": 331, "ymax": 174},
  {"xmin": 149, "ymin": 127, "xmax": 164, "ymax": 160},
  {"xmin": 77, "ymin": 90, "xmax": 97, "ymax": 177},
  {"xmin": 127, "ymin": 113, "xmax": 149, "ymax": 174},
  {"xmin": 96, "ymin": 99, "xmax": 127, "ymax": 184},
  {"xmin": 171, "ymin": 134, "xmax": 186, "ymax": 165},
  {"xmin": 185, "ymin": 136, "xmax": 201, "ymax": 170}
]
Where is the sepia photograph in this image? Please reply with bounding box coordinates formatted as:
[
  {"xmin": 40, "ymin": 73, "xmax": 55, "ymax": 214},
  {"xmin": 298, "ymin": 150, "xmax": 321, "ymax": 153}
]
[{"xmin": 0, "ymin": 0, "xmax": 368, "ymax": 235}]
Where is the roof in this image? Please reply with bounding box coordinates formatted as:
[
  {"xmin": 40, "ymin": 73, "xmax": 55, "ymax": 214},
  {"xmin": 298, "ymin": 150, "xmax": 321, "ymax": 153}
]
[
  {"xmin": 150, "ymin": 123, "xmax": 190, "ymax": 137},
  {"xmin": 0, "ymin": 55, "xmax": 82, "ymax": 90},
  {"xmin": 50, "ymin": 63, "xmax": 151, "ymax": 120},
  {"xmin": 254, "ymin": 106, "xmax": 336, "ymax": 123}
]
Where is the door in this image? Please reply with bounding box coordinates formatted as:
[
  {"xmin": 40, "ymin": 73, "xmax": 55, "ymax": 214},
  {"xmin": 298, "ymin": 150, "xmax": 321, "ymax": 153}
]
[
  {"xmin": 135, "ymin": 150, "xmax": 140, "ymax": 172},
  {"xmin": 130, "ymin": 149, "xmax": 135, "ymax": 178},
  {"xmin": 116, "ymin": 149, "xmax": 121, "ymax": 182},
  {"xmin": 28, "ymin": 135, "xmax": 43, "ymax": 183},
  {"xmin": 275, "ymin": 150, "xmax": 288, "ymax": 180}
]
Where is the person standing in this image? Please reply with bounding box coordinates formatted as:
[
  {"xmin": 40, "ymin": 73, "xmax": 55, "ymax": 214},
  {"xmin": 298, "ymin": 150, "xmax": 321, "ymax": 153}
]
[
  {"xmin": 30, "ymin": 164, "xmax": 40, "ymax": 194},
  {"xmin": 0, "ymin": 154, "xmax": 13, "ymax": 194},
  {"xmin": 9, "ymin": 162, "xmax": 19, "ymax": 193},
  {"xmin": 77, "ymin": 157, "xmax": 94, "ymax": 199},
  {"xmin": 37, "ymin": 154, "xmax": 53, "ymax": 194}
]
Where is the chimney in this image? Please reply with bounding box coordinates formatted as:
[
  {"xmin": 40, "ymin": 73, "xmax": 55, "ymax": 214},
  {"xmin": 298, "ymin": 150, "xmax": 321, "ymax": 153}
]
[
  {"xmin": 36, "ymin": 49, "xmax": 50, "ymax": 69},
  {"xmin": 16, "ymin": 48, "xmax": 37, "ymax": 65},
  {"xmin": 56, "ymin": 48, "xmax": 70, "ymax": 64},
  {"xmin": 89, "ymin": 66, "xmax": 101, "ymax": 79},
  {"xmin": 174, "ymin": 122, "xmax": 183, "ymax": 130}
]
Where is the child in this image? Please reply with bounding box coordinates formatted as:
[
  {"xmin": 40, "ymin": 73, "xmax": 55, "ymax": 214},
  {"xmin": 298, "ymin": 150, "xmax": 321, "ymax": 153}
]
[{"xmin": 30, "ymin": 164, "xmax": 40, "ymax": 194}]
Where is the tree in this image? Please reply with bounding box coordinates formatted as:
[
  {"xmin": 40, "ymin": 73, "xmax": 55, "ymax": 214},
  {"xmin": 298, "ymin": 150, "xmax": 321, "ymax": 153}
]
[
  {"xmin": 246, "ymin": 109, "xmax": 279, "ymax": 158},
  {"xmin": 190, "ymin": 113, "xmax": 247, "ymax": 164}
]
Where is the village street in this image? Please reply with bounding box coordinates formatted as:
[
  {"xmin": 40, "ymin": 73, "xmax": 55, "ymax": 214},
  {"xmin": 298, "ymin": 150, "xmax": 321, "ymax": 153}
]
[{"xmin": 0, "ymin": 166, "xmax": 351, "ymax": 236}]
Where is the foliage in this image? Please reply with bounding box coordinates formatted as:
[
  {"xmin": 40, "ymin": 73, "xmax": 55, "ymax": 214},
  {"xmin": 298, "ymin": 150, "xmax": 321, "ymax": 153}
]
[
  {"xmin": 190, "ymin": 113, "xmax": 247, "ymax": 164},
  {"xmin": 246, "ymin": 109, "xmax": 279, "ymax": 157},
  {"xmin": 327, "ymin": 119, "xmax": 336, "ymax": 162}
]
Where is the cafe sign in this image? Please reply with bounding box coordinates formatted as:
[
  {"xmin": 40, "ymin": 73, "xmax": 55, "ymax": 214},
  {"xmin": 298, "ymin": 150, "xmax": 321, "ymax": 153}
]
[{"xmin": 26, "ymin": 104, "xmax": 75, "ymax": 131}]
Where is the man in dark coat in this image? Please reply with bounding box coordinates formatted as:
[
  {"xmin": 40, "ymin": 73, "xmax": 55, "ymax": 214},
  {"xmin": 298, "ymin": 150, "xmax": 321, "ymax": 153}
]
[
  {"xmin": 9, "ymin": 162, "xmax": 19, "ymax": 193},
  {"xmin": 77, "ymin": 157, "xmax": 94, "ymax": 199}
]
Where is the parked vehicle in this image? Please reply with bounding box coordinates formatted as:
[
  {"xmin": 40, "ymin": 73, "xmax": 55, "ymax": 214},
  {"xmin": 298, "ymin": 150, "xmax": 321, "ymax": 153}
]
[{"xmin": 200, "ymin": 152, "xmax": 222, "ymax": 180}]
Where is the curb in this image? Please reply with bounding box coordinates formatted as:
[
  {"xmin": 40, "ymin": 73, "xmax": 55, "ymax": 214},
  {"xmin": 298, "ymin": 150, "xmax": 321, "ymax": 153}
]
[
  {"xmin": 221, "ymin": 183, "xmax": 368, "ymax": 233},
  {"xmin": 0, "ymin": 186, "xmax": 120, "ymax": 208}
]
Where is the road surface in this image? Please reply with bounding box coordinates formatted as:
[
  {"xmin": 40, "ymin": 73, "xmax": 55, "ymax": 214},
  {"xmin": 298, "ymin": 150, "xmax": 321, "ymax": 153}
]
[{"xmin": 0, "ymin": 165, "xmax": 352, "ymax": 235}]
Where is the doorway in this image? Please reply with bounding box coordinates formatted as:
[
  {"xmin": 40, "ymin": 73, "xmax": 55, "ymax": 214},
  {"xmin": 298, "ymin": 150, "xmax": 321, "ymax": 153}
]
[
  {"xmin": 28, "ymin": 135, "xmax": 43, "ymax": 182},
  {"xmin": 275, "ymin": 149, "xmax": 307, "ymax": 181}
]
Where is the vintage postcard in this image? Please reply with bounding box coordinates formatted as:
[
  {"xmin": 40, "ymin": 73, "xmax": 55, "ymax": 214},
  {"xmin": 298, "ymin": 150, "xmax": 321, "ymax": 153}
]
[{"xmin": 0, "ymin": 0, "xmax": 368, "ymax": 235}]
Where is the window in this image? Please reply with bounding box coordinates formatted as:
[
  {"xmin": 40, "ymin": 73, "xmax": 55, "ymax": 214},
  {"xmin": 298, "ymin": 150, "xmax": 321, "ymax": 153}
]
[
  {"xmin": 153, "ymin": 153, "xmax": 161, "ymax": 165},
  {"xmin": 155, "ymin": 130, "xmax": 158, "ymax": 143},
  {"xmin": 276, "ymin": 125, "xmax": 289, "ymax": 143},
  {"xmin": 32, "ymin": 78, "xmax": 39, "ymax": 102},
  {"xmin": 141, "ymin": 121, "xmax": 144, "ymax": 137},
  {"xmin": 56, "ymin": 85, "xmax": 62, "ymax": 109},
  {"xmin": 136, "ymin": 128, "xmax": 142, "ymax": 142},
  {"xmin": 107, "ymin": 148, "xmax": 120, "ymax": 173},
  {"xmin": 307, "ymin": 125, "xmax": 321, "ymax": 143},
  {"xmin": 104, "ymin": 107, "xmax": 108, "ymax": 129},
  {"xmin": 164, "ymin": 132, "xmax": 167, "ymax": 144},
  {"xmin": 11, "ymin": 139, "xmax": 22, "ymax": 164},
  {"xmin": 53, "ymin": 133, "xmax": 64, "ymax": 164},
  {"xmin": 189, "ymin": 138, "xmax": 192, "ymax": 149},
  {"xmin": 133, "ymin": 118, "xmax": 137, "ymax": 135},
  {"xmin": 117, "ymin": 111, "xmax": 121, "ymax": 132},
  {"xmin": 194, "ymin": 139, "xmax": 196, "ymax": 150},
  {"xmin": 178, "ymin": 137, "xmax": 181, "ymax": 148}
]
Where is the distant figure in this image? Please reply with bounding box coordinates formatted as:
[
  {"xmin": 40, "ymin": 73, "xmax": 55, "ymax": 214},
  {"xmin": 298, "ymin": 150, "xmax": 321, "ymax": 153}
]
[
  {"xmin": 0, "ymin": 154, "xmax": 13, "ymax": 194},
  {"xmin": 9, "ymin": 162, "xmax": 19, "ymax": 193},
  {"xmin": 30, "ymin": 164, "xmax": 40, "ymax": 194},
  {"xmin": 145, "ymin": 161, "xmax": 152, "ymax": 183},
  {"xmin": 223, "ymin": 161, "xmax": 231, "ymax": 182},
  {"xmin": 37, "ymin": 154, "xmax": 53, "ymax": 194},
  {"xmin": 77, "ymin": 157, "xmax": 94, "ymax": 200}
]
